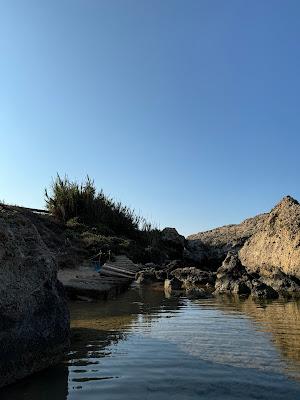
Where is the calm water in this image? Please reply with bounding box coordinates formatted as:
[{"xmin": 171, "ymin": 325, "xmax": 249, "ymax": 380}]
[{"xmin": 2, "ymin": 285, "xmax": 300, "ymax": 399}]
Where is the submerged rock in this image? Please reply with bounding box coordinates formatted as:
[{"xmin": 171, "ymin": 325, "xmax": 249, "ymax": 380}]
[{"xmin": 0, "ymin": 206, "xmax": 70, "ymax": 388}]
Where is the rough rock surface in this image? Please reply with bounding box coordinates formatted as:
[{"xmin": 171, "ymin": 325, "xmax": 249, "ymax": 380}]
[
  {"xmin": 0, "ymin": 206, "xmax": 70, "ymax": 388},
  {"xmin": 186, "ymin": 214, "xmax": 266, "ymax": 268},
  {"xmin": 214, "ymin": 252, "xmax": 297, "ymax": 298},
  {"xmin": 170, "ymin": 267, "xmax": 215, "ymax": 287},
  {"xmin": 135, "ymin": 268, "xmax": 167, "ymax": 284},
  {"xmin": 214, "ymin": 253, "xmax": 253, "ymax": 295},
  {"xmin": 256, "ymin": 267, "xmax": 300, "ymax": 296},
  {"xmin": 239, "ymin": 196, "xmax": 300, "ymax": 279},
  {"xmin": 251, "ymin": 280, "xmax": 279, "ymax": 299},
  {"xmin": 164, "ymin": 277, "xmax": 182, "ymax": 291}
]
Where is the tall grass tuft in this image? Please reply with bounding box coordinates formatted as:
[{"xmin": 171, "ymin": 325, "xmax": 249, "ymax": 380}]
[{"xmin": 45, "ymin": 175, "xmax": 154, "ymax": 238}]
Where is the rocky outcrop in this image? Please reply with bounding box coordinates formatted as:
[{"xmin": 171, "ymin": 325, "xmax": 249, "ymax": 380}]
[
  {"xmin": 186, "ymin": 214, "xmax": 266, "ymax": 268},
  {"xmin": 214, "ymin": 253, "xmax": 253, "ymax": 295},
  {"xmin": 170, "ymin": 267, "xmax": 215, "ymax": 288},
  {"xmin": 239, "ymin": 196, "xmax": 300, "ymax": 279},
  {"xmin": 251, "ymin": 279, "xmax": 279, "ymax": 299},
  {"xmin": 214, "ymin": 252, "xmax": 298, "ymax": 299},
  {"xmin": 0, "ymin": 206, "xmax": 70, "ymax": 388},
  {"xmin": 257, "ymin": 267, "xmax": 300, "ymax": 296}
]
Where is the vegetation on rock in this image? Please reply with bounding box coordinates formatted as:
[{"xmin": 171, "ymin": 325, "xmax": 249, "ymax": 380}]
[{"xmin": 44, "ymin": 175, "xmax": 185, "ymax": 265}]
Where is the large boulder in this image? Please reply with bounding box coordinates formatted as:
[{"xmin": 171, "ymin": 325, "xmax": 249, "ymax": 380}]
[
  {"xmin": 186, "ymin": 214, "xmax": 266, "ymax": 268},
  {"xmin": 0, "ymin": 206, "xmax": 70, "ymax": 388},
  {"xmin": 239, "ymin": 196, "xmax": 300, "ymax": 279}
]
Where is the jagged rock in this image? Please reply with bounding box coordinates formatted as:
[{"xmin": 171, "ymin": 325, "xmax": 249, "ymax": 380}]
[
  {"xmin": 239, "ymin": 196, "xmax": 300, "ymax": 279},
  {"xmin": 257, "ymin": 267, "xmax": 300, "ymax": 296},
  {"xmin": 164, "ymin": 277, "xmax": 182, "ymax": 291},
  {"xmin": 0, "ymin": 206, "xmax": 70, "ymax": 388},
  {"xmin": 170, "ymin": 267, "xmax": 216, "ymax": 286},
  {"xmin": 186, "ymin": 214, "xmax": 266, "ymax": 268},
  {"xmin": 185, "ymin": 287, "xmax": 212, "ymax": 299},
  {"xmin": 214, "ymin": 252, "xmax": 252, "ymax": 295},
  {"xmin": 251, "ymin": 280, "xmax": 279, "ymax": 299}
]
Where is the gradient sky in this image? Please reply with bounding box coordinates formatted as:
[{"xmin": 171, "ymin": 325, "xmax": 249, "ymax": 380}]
[{"xmin": 1, "ymin": 0, "xmax": 300, "ymax": 236}]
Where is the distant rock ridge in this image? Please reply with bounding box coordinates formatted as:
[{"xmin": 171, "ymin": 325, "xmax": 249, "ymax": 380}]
[{"xmin": 185, "ymin": 213, "xmax": 267, "ymax": 268}]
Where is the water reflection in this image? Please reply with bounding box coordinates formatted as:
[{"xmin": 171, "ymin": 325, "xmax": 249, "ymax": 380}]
[
  {"xmin": 1, "ymin": 286, "xmax": 300, "ymax": 400},
  {"xmin": 210, "ymin": 295, "xmax": 300, "ymax": 375}
]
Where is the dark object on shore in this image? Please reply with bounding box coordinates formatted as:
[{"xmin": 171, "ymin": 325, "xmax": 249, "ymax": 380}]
[{"xmin": 0, "ymin": 206, "xmax": 70, "ymax": 388}]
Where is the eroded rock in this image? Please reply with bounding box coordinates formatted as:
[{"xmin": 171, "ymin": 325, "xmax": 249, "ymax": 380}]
[
  {"xmin": 239, "ymin": 196, "xmax": 300, "ymax": 279},
  {"xmin": 214, "ymin": 252, "xmax": 252, "ymax": 295},
  {"xmin": 0, "ymin": 206, "xmax": 70, "ymax": 388}
]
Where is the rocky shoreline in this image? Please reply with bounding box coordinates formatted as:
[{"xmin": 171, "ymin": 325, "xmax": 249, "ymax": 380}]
[
  {"xmin": 1, "ymin": 195, "xmax": 300, "ymax": 388},
  {"xmin": 136, "ymin": 196, "xmax": 300, "ymax": 300}
]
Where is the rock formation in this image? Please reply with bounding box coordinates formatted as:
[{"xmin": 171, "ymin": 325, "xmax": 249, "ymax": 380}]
[
  {"xmin": 214, "ymin": 253, "xmax": 253, "ymax": 295},
  {"xmin": 239, "ymin": 196, "xmax": 300, "ymax": 279},
  {"xmin": 0, "ymin": 205, "xmax": 70, "ymax": 388},
  {"xmin": 186, "ymin": 214, "xmax": 266, "ymax": 268},
  {"xmin": 214, "ymin": 253, "xmax": 279, "ymax": 299}
]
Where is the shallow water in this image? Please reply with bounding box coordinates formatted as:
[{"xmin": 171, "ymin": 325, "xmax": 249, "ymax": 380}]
[{"xmin": 2, "ymin": 285, "xmax": 300, "ymax": 399}]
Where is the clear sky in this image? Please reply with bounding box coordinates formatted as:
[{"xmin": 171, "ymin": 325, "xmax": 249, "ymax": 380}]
[{"xmin": 1, "ymin": 0, "xmax": 300, "ymax": 236}]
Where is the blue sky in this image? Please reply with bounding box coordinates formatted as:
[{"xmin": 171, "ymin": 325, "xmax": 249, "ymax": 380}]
[{"xmin": 1, "ymin": 0, "xmax": 300, "ymax": 236}]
